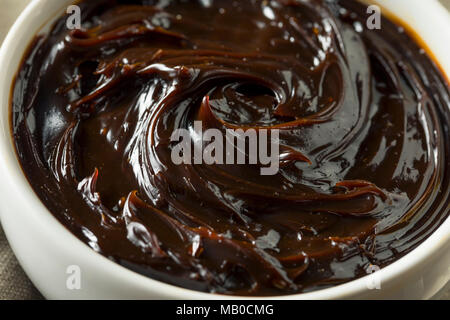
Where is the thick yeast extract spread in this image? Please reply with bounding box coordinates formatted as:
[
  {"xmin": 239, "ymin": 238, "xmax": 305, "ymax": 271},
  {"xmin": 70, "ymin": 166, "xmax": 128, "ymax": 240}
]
[{"xmin": 11, "ymin": 0, "xmax": 450, "ymax": 295}]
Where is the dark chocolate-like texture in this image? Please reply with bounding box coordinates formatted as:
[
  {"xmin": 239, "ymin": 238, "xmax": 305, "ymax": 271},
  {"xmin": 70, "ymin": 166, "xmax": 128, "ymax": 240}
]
[{"xmin": 11, "ymin": 0, "xmax": 450, "ymax": 296}]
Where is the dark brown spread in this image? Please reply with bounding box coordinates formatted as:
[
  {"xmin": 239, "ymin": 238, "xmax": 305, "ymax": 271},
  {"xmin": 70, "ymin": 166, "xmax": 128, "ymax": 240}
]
[{"xmin": 11, "ymin": 0, "xmax": 450, "ymax": 296}]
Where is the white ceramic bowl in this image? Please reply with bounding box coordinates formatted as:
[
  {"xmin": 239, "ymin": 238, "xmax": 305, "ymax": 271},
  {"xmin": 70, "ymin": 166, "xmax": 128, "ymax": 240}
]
[{"xmin": 0, "ymin": 0, "xmax": 449, "ymax": 300}]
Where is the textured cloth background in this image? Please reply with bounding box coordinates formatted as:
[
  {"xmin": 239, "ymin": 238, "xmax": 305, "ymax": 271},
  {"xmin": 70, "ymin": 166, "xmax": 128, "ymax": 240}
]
[{"xmin": 0, "ymin": 0, "xmax": 449, "ymax": 300}]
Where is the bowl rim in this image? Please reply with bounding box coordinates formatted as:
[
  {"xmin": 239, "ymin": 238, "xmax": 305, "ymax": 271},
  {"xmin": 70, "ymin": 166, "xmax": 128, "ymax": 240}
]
[{"xmin": 0, "ymin": 0, "xmax": 449, "ymax": 299}]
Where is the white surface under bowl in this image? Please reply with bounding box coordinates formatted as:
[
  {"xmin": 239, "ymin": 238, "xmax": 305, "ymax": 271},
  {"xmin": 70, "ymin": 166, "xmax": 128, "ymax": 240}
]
[{"xmin": 0, "ymin": 0, "xmax": 448, "ymax": 299}]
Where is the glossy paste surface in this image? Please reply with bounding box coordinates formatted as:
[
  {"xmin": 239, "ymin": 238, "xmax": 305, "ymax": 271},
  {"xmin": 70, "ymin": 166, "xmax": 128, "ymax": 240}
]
[{"xmin": 11, "ymin": 0, "xmax": 450, "ymax": 295}]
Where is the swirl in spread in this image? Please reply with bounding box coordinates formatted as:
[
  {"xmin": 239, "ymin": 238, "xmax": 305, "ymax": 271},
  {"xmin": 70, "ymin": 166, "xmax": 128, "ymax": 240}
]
[{"xmin": 12, "ymin": 0, "xmax": 450, "ymax": 295}]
